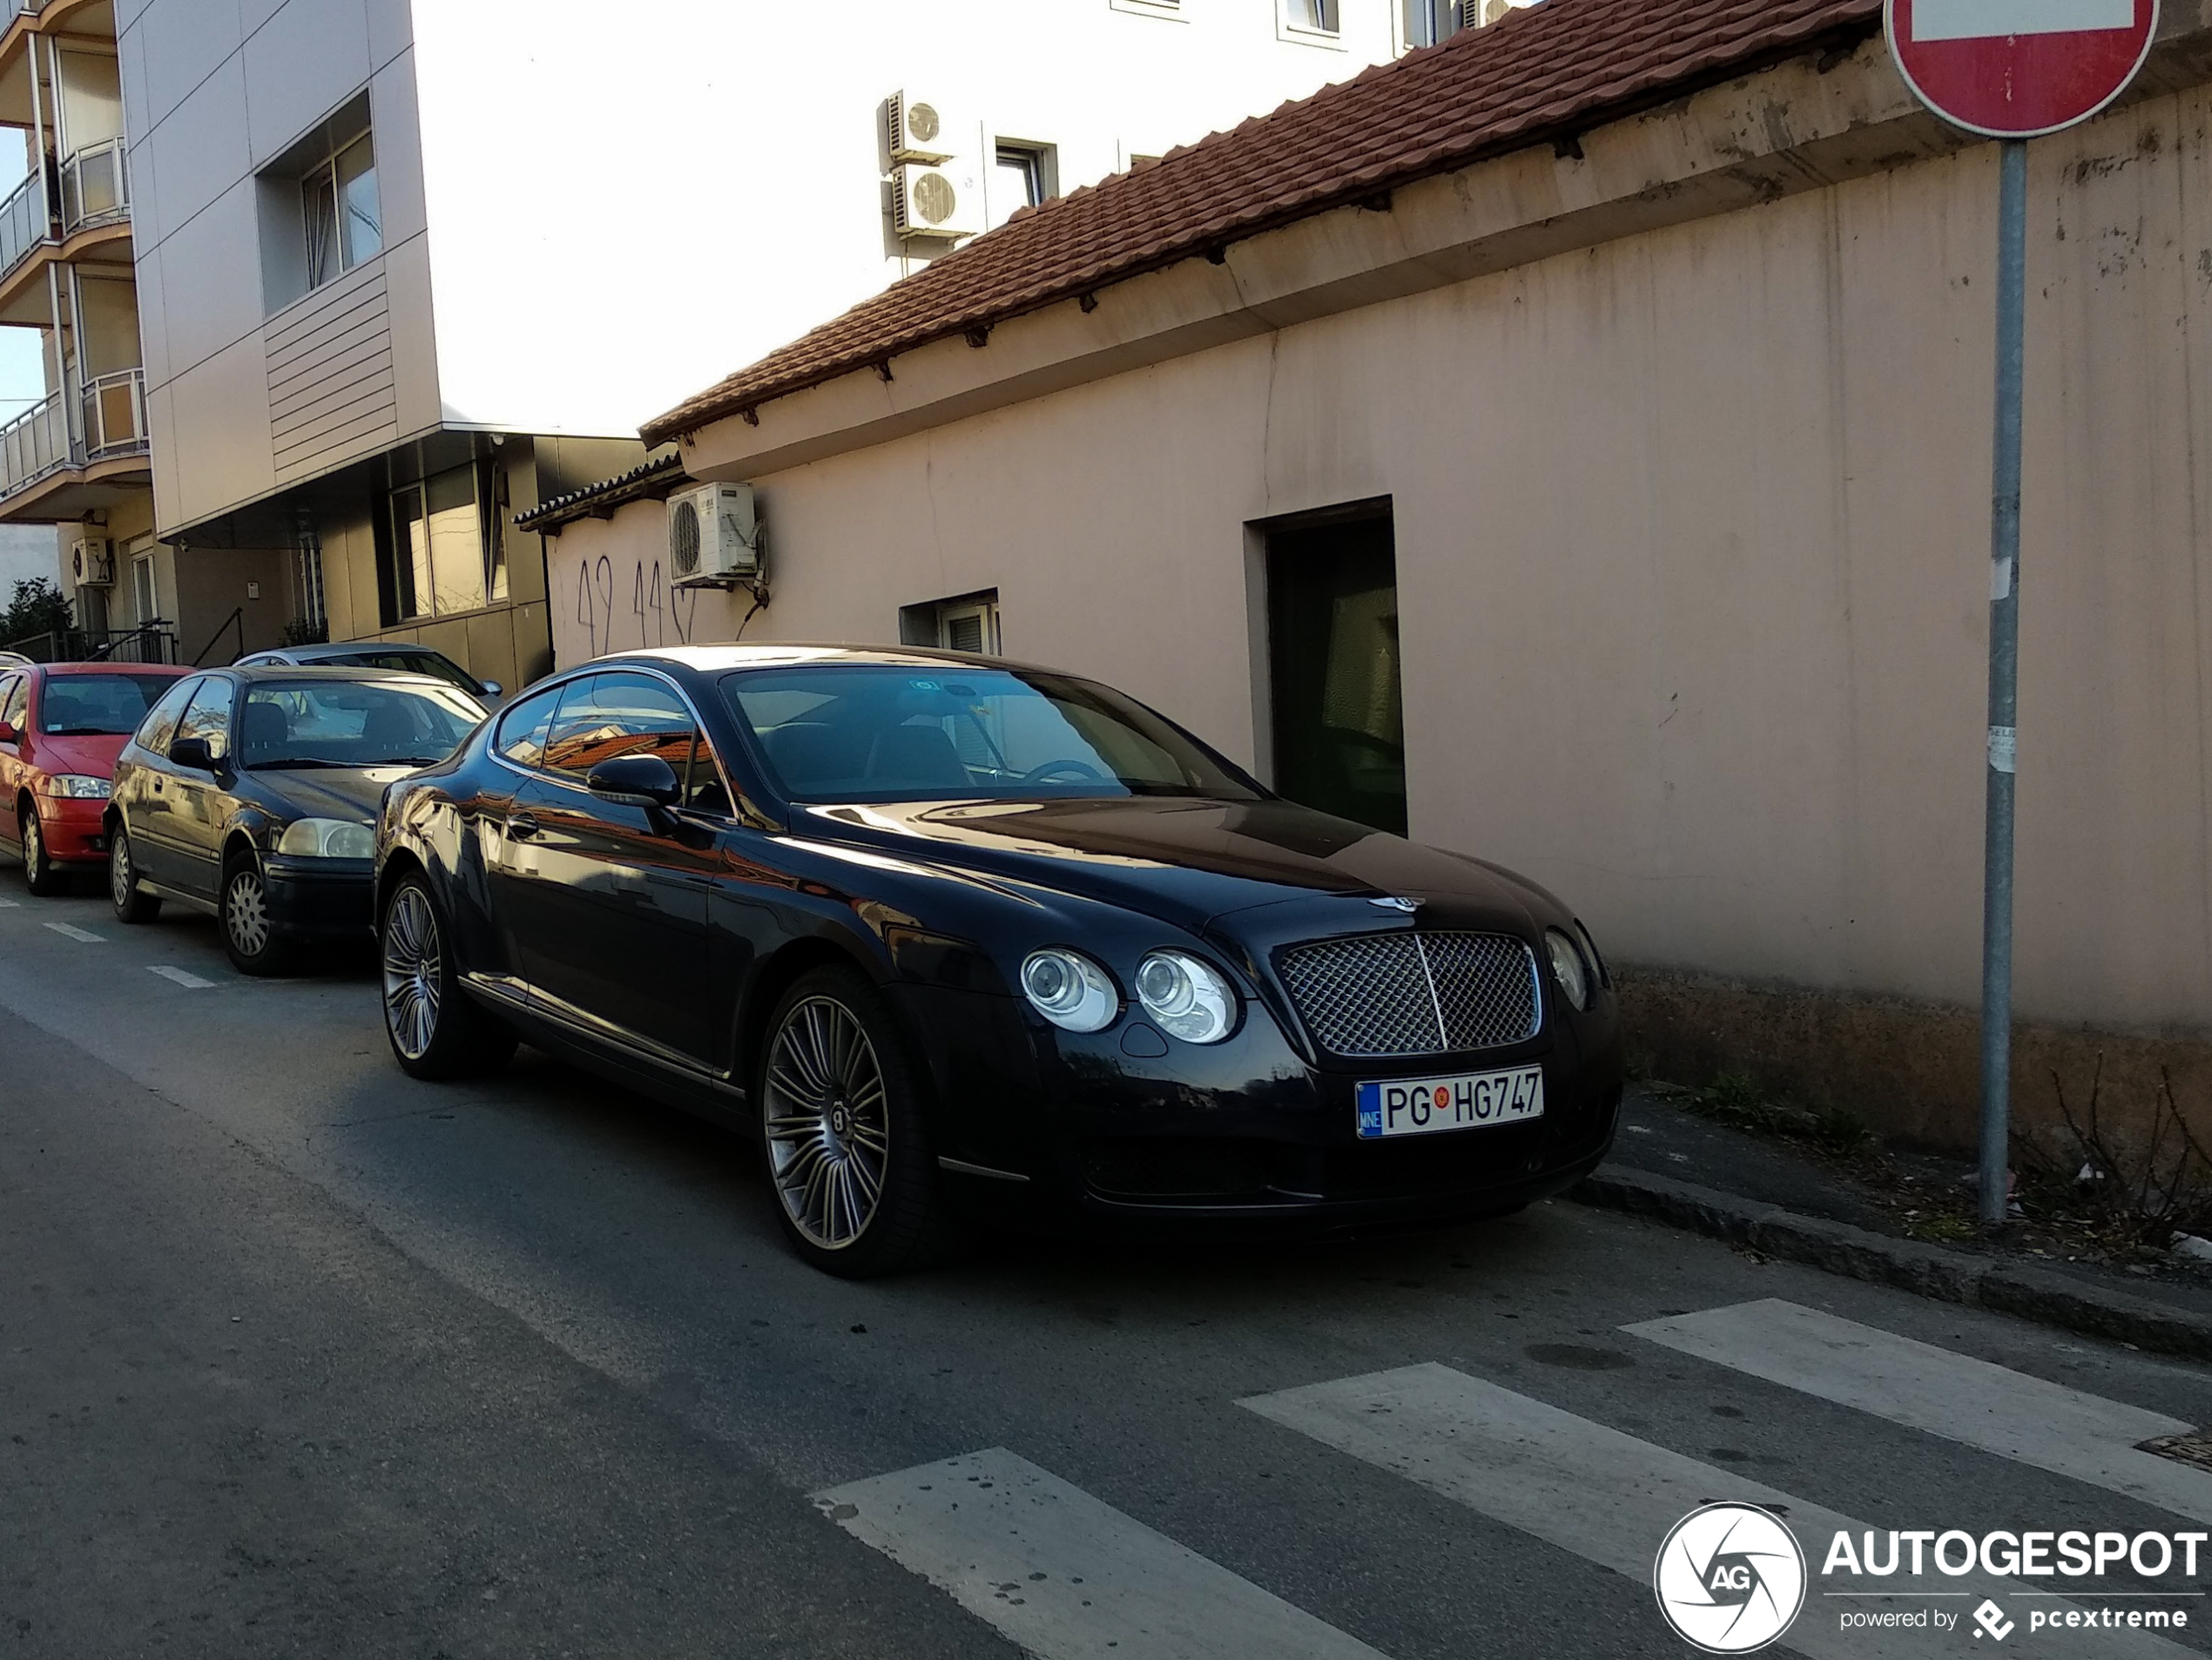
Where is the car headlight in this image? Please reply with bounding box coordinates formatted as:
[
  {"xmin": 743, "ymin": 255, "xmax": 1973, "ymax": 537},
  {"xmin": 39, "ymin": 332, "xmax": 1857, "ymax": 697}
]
[
  {"xmin": 1134, "ymin": 949, "xmax": 1236, "ymax": 1044},
  {"xmin": 42, "ymin": 773, "xmax": 111, "ymax": 799},
  {"xmin": 277, "ymin": 818, "xmax": 375, "ymax": 859},
  {"xmin": 1575, "ymin": 919, "xmax": 1608, "ymax": 989},
  {"xmin": 1020, "ymin": 948, "xmax": 1119, "ymax": 1034},
  {"xmin": 1545, "ymin": 928, "xmax": 1592, "ymax": 1013}
]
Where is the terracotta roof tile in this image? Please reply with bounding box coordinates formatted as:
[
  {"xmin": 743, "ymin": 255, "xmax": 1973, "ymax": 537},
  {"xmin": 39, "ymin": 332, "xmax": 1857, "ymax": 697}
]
[{"xmin": 641, "ymin": 0, "xmax": 1880, "ymax": 447}]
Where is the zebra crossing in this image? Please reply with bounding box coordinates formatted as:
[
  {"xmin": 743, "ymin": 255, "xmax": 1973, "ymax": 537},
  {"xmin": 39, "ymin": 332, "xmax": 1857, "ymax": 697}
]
[{"xmin": 815, "ymin": 1299, "xmax": 2212, "ymax": 1659}]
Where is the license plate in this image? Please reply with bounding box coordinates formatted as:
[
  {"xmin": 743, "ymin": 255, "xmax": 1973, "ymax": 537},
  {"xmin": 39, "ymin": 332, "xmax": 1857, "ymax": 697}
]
[{"xmin": 1356, "ymin": 1065, "xmax": 1545, "ymax": 1139}]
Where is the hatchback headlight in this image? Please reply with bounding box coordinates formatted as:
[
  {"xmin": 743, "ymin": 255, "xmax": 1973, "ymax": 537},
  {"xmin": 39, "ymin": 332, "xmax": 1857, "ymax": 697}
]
[
  {"xmin": 1545, "ymin": 928, "xmax": 1592, "ymax": 1012},
  {"xmin": 278, "ymin": 818, "xmax": 375, "ymax": 859},
  {"xmin": 1021, "ymin": 948, "xmax": 1119, "ymax": 1033},
  {"xmin": 42, "ymin": 773, "xmax": 110, "ymax": 799},
  {"xmin": 1134, "ymin": 950, "xmax": 1236, "ymax": 1044}
]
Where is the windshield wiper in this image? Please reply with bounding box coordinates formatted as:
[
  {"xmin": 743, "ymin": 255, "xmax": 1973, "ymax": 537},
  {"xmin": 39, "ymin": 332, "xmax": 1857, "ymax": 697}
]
[{"xmin": 245, "ymin": 758, "xmax": 358, "ymax": 770}]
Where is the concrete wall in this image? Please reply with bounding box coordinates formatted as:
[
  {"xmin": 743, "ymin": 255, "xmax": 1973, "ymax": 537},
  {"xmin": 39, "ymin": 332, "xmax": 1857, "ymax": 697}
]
[{"xmin": 555, "ymin": 78, "xmax": 2212, "ymax": 1148}]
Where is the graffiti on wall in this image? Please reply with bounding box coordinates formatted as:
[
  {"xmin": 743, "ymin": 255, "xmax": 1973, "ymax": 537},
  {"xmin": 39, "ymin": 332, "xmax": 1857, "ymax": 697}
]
[{"xmin": 573, "ymin": 555, "xmax": 710, "ymax": 656}]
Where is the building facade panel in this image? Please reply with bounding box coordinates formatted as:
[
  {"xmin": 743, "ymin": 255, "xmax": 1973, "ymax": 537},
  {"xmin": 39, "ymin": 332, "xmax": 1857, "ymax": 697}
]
[
  {"xmin": 241, "ymin": 0, "xmax": 377, "ymax": 166},
  {"xmin": 132, "ymin": 0, "xmax": 241, "ymax": 131},
  {"xmin": 132, "ymin": 51, "xmax": 248, "ymax": 243}
]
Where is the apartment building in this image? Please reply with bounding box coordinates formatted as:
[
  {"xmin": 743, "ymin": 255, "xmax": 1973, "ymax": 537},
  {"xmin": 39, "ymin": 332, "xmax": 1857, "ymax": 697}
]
[{"xmin": 0, "ymin": 0, "xmax": 1463, "ymax": 686}]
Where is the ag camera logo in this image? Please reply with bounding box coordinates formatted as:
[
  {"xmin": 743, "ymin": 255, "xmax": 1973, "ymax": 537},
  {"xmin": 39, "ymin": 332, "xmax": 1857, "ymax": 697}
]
[{"xmin": 1655, "ymin": 1503, "xmax": 1808, "ymax": 1653}]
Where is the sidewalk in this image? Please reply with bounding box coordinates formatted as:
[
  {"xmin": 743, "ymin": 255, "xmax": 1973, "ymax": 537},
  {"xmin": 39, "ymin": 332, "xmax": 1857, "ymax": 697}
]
[{"xmin": 1574, "ymin": 1086, "xmax": 2212, "ymax": 1361}]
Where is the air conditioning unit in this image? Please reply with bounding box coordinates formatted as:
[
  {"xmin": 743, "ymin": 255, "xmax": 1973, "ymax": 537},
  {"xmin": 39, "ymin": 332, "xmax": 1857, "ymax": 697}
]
[
  {"xmin": 887, "ymin": 91, "xmax": 958, "ymax": 164},
  {"xmin": 70, "ymin": 536, "xmax": 113, "ymax": 588},
  {"xmin": 667, "ymin": 482, "xmax": 761, "ymax": 584},
  {"xmin": 891, "ymin": 160, "xmax": 981, "ymax": 240}
]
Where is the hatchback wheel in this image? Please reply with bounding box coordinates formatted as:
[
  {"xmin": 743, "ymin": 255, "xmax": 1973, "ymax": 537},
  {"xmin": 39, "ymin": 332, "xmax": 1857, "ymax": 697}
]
[
  {"xmin": 380, "ymin": 873, "xmax": 515, "ymax": 1079},
  {"xmin": 108, "ymin": 823, "xmax": 160, "ymax": 923},
  {"xmin": 221, "ymin": 854, "xmax": 293, "ymax": 976},
  {"xmin": 19, "ymin": 805, "xmax": 64, "ymax": 896},
  {"xmin": 758, "ymin": 966, "xmax": 958, "ymax": 1278}
]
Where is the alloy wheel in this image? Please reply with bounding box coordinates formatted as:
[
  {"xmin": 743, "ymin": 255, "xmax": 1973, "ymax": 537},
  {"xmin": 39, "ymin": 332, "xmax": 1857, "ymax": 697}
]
[
  {"xmin": 20, "ymin": 812, "xmax": 40, "ymax": 880},
  {"xmin": 381, "ymin": 885, "xmax": 442, "ymax": 1062},
  {"xmin": 226, "ymin": 867, "xmax": 271, "ymax": 958},
  {"xmin": 763, "ymin": 995, "xmax": 890, "ymax": 1251},
  {"xmin": 109, "ymin": 833, "xmax": 132, "ymax": 909}
]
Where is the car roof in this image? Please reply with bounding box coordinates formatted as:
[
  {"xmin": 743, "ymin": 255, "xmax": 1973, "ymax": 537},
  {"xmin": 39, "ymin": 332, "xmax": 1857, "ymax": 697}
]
[
  {"xmin": 607, "ymin": 643, "xmax": 1062, "ymax": 677},
  {"xmin": 218, "ymin": 664, "xmax": 462, "ymax": 687},
  {"xmin": 252, "ymin": 641, "xmax": 453, "ymax": 659},
  {"xmin": 34, "ymin": 661, "xmax": 192, "ymax": 678}
]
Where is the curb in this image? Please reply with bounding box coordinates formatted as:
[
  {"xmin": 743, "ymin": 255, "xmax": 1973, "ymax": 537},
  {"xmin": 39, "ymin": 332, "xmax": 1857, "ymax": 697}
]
[{"xmin": 1568, "ymin": 1165, "xmax": 2212, "ymax": 1365}]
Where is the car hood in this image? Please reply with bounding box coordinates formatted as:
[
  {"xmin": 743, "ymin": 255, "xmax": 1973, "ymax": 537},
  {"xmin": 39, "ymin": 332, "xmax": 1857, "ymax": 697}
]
[
  {"xmin": 794, "ymin": 796, "xmax": 1557, "ymax": 936},
  {"xmin": 32, "ymin": 732, "xmax": 127, "ymax": 777},
  {"xmin": 246, "ymin": 766, "xmax": 414, "ymax": 824}
]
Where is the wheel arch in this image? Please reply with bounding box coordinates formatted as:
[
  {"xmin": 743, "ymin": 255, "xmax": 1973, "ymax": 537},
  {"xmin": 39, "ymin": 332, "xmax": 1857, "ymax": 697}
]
[{"xmin": 735, "ymin": 935, "xmax": 895, "ymax": 1098}]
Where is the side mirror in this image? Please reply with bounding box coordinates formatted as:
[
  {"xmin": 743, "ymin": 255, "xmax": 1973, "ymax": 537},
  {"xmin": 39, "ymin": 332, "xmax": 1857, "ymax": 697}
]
[
  {"xmin": 586, "ymin": 753, "xmax": 681, "ymax": 811},
  {"xmin": 169, "ymin": 736, "xmax": 217, "ymax": 773},
  {"xmin": 478, "ymin": 679, "xmax": 502, "ymax": 698}
]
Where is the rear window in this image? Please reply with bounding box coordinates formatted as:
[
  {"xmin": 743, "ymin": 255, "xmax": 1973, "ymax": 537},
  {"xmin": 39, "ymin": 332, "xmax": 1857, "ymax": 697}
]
[{"xmin": 37, "ymin": 673, "xmax": 178, "ymax": 736}]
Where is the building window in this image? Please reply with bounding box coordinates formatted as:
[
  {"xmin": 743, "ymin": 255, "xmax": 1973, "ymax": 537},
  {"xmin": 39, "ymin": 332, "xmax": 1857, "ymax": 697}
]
[
  {"xmin": 1109, "ymin": 0, "xmax": 1185, "ymax": 17},
  {"xmin": 988, "ymin": 142, "xmax": 1056, "ymax": 231},
  {"xmin": 131, "ymin": 550, "xmax": 157, "ymax": 625},
  {"xmin": 899, "ymin": 590, "xmax": 1001, "ymax": 657},
  {"xmin": 1405, "ymin": 0, "xmax": 1463, "ymax": 47},
  {"xmin": 378, "ymin": 462, "xmax": 496, "ymax": 624},
  {"xmin": 302, "ymin": 129, "xmax": 381, "ymax": 289},
  {"xmin": 258, "ymin": 92, "xmax": 382, "ymax": 312},
  {"xmin": 1283, "ymin": 0, "xmax": 1340, "ymax": 34}
]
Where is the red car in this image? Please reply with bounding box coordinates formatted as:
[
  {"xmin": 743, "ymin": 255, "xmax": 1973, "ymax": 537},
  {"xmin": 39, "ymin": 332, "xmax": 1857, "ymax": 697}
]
[{"xmin": 0, "ymin": 661, "xmax": 191, "ymax": 894}]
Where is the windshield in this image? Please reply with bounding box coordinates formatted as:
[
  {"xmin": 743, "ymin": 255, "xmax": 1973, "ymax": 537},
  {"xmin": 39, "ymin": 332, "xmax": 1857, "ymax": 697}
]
[
  {"xmin": 241, "ymin": 679, "xmax": 486, "ymax": 770},
  {"xmin": 37, "ymin": 673, "xmax": 177, "ymax": 736},
  {"xmin": 720, "ymin": 665, "xmax": 1264, "ymax": 805}
]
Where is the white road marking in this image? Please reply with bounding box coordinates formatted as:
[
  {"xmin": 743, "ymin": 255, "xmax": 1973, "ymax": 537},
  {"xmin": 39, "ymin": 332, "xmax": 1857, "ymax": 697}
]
[
  {"xmin": 147, "ymin": 964, "xmax": 217, "ymax": 989},
  {"xmin": 814, "ymin": 1447, "xmax": 1390, "ymax": 1660},
  {"xmin": 1241, "ymin": 1364, "xmax": 2194, "ymax": 1659},
  {"xmin": 1912, "ymin": 0, "xmax": 2134, "ymax": 41},
  {"xmin": 43, "ymin": 921, "xmax": 104, "ymax": 942},
  {"xmin": 1626, "ymin": 1299, "xmax": 2212, "ymax": 1522},
  {"xmin": 0, "ymin": 897, "xmax": 18, "ymax": 908}
]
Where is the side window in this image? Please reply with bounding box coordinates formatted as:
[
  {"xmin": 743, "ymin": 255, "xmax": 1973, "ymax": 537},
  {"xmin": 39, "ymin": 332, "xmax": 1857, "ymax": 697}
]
[
  {"xmin": 174, "ymin": 678, "xmax": 235, "ymax": 763},
  {"xmin": 494, "ymin": 680, "xmax": 568, "ymax": 771},
  {"xmin": 0, "ymin": 675, "xmax": 24, "ymax": 734},
  {"xmin": 137, "ymin": 675, "xmax": 199, "ymax": 754},
  {"xmin": 542, "ymin": 672, "xmax": 695, "ymax": 783}
]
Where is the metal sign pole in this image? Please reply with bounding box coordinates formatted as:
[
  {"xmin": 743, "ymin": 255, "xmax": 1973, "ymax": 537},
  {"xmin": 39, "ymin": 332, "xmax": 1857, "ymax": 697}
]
[{"xmin": 1979, "ymin": 138, "xmax": 2028, "ymax": 1228}]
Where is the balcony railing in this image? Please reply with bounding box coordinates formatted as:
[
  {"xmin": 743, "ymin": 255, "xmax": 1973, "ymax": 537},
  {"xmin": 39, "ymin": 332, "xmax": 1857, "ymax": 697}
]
[
  {"xmin": 0, "ymin": 365, "xmax": 149, "ymax": 503},
  {"xmin": 0, "ymin": 167, "xmax": 46, "ymax": 280},
  {"xmin": 59, "ymin": 137, "xmax": 127, "ymax": 237},
  {"xmin": 80, "ymin": 366, "xmax": 145, "ymax": 462}
]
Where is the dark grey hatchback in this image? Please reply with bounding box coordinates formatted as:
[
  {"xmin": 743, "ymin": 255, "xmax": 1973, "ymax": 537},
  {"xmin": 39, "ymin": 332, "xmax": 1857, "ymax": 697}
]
[{"xmin": 107, "ymin": 665, "xmax": 486, "ymax": 973}]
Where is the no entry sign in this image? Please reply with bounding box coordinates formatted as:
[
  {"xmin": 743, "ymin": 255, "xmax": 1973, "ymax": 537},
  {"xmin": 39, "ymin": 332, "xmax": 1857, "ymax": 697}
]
[{"xmin": 1888, "ymin": 0, "xmax": 2159, "ymax": 137}]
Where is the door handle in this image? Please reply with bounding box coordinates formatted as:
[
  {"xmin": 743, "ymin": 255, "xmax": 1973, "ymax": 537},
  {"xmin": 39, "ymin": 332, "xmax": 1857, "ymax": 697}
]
[{"xmin": 507, "ymin": 813, "xmax": 539, "ymax": 840}]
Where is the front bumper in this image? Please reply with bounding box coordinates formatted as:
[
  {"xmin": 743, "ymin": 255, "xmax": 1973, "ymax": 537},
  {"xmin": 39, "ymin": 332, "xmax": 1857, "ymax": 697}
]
[
  {"xmin": 38, "ymin": 795, "xmax": 111, "ymax": 864},
  {"xmin": 894, "ymin": 982, "xmax": 1623, "ymax": 1239},
  {"xmin": 262, "ymin": 854, "xmax": 375, "ymax": 938}
]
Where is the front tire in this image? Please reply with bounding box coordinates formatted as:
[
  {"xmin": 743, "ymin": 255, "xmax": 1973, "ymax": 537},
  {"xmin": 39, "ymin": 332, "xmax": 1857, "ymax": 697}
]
[
  {"xmin": 380, "ymin": 873, "xmax": 515, "ymax": 1079},
  {"xmin": 221, "ymin": 853, "xmax": 294, "ymax": 976},
  {"xmin": 20, "ymin": 805, "xmax": 64, "ymax": 896},
  {"xmin": 758, "ymin": 966, "xmax": 958, "ymax": 1278},
  {"xmin": 108, "ymin": 823, "xmax": 161, "ymax": 923}
]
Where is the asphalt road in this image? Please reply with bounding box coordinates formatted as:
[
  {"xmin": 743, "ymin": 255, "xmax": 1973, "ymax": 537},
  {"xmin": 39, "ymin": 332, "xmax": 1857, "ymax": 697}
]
[{"xmin": 7, "ymin": 877, "xmax": 2212, "ymax": 1659}]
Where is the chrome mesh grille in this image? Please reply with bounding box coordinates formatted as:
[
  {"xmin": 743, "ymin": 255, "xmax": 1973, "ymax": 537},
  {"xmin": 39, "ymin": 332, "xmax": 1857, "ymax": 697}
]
[{"xmin": 1276, "ymin": 931, "xmax": 1541, "ymax": 1057}]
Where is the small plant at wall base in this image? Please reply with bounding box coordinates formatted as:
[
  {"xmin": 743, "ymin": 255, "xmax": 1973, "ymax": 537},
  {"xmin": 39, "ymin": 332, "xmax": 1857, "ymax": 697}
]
[
  {"xmin": 2011, "ymin": 1058, "xmax": 2212, "ymax": 1250},
  {"xmin": 280, "ymin": 617, "xmax": 329, "ymax": 646},
  {"xmin": 1, "ymin": 577, "xmax": 73, "ymax": 648}
]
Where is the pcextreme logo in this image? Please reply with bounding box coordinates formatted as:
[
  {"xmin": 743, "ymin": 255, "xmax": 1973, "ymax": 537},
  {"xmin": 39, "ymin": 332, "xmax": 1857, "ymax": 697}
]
[{"xmin": 1655, "ymin": 1503, "xmax": 1809, "ymax": 1653}]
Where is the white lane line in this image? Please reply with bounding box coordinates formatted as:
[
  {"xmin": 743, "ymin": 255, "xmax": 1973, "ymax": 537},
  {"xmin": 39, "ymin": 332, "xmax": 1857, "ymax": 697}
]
[
  {"xmin": 1241, "ymin": 1364, "xmax": 2194, "ymax": 1659},
  {"xmin": 43, "ymin": 921, "xmax": 104, "ymax": 942},
  {"xmin": 1625, "ymin": 1299, "xmax": 2212, "ymax": 1524},
  {"xmin": 147, "ymin": 964, "xmax": 217, "ymax": 989},
  {"xmin": 814, "ymin": 1447, "xmax": 1390, "ymax": 1660},
  {"xmin": 0, "ymin": 897, "xmax": 18, "ymax": 908}
]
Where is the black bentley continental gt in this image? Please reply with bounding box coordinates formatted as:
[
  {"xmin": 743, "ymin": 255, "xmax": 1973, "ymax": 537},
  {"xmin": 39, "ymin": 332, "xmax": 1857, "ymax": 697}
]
[
  {"xmin": 109, "ymin": 665, "xmax": 488, "ymax": 973},
  {"xmin": 374, "ymin": 645, "xmax": 1622, "ymax": 1276}
]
